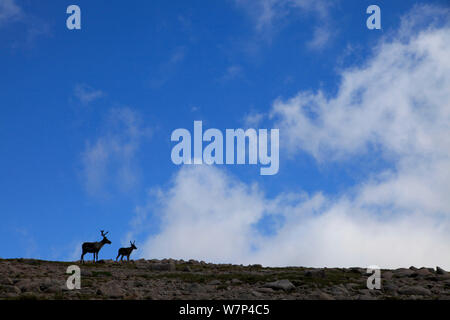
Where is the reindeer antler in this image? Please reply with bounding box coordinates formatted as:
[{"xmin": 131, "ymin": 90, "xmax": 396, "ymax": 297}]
[{"xmin": 101, "ymin": 230, "xmax": 109, "ymax": 237}]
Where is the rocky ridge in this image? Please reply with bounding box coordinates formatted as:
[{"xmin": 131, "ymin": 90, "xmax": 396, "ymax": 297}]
[{"xmin": 0, "ymin": 258, "xmax": 449, "ymax": 300}]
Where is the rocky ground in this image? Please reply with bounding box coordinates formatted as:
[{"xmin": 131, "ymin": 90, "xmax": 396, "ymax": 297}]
[{"xmin": 0, "ymin": 258, "xmax": 449, "ymax": 300}]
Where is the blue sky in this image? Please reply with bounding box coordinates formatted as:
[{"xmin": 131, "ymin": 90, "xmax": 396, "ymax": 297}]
[{"xmin": 1, "ymin": 0, "xmax": 449, "ymax": 267}]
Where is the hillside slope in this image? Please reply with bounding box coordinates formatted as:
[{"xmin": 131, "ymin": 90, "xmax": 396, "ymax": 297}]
[{"xmin": 0, "ymin": 259, "xmax": 449, "ymax": 300}]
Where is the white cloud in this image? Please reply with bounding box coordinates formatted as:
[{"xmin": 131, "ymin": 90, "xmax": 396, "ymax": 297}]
[
  {"xmin": 74, "ymin": 84, "xmax": 104, "ymax": 105},
  {"xmin": 81, "ymin": 108, "xmax": 152, "ymax": 197},
  {"xmin": 272, "ymin": 26, "xmax": 450, "ymax": 162},
  {"xmin": 150, "ymin": 46, "xmax": 186, "ymax": 88},
  {"xmin": 270, "ymin": 9, "xmax": 450, "ymax": 217},
  {"xmin": 220, "ymin": 65, "xmax": 243, "ymax": 82},
  {"xmin": 235, "ymin": 0, "xmax": 333, "ymax": 48},
  {"xmin": 169, "ymin": 47, "xmax": 186, "ymax": 64},
  {"xmin": 0, "ymin": 0, "xmax": 22, "ymax": 26},
  {"xmin": 140, "ymin": 165, "xmax": 266, "ymax": 263},
  {"xmin": 307, "ymin": 26, "xmax": 332, "ymax": 50},
  {"xmin": 236, "ymin": 0, "xmax": 328, "ymax": 31},
  {"xmin": 135, "ymin": 7, "xmax": 450, "ymax": 269},
  {"xmin": 243, "ymin": 111, "xmax": 265, "ymax": 127},
  {"xmin": 0, "ymin": 0, "xmax": 50, "ymax": 48}
]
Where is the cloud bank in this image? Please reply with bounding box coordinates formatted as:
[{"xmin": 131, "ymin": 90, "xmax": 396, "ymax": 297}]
[{"xmin": 135, "ymin": 6, "xmax": 450, "ymax": 268}]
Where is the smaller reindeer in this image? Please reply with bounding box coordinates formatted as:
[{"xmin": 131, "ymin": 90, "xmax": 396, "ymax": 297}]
[
  {"xmin": 116, "ymin": 241, "xmax": 137, "ymax": 262},
  {"xmin": 81, "ymin": 230, "xmax": 112, "ymax": 263}
]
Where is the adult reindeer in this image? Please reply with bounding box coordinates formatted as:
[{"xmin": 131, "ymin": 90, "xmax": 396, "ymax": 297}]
[
  {"xmin": 80, "ymin": 230, "xmax": 112, "ymax": 263},
  {"xmin": 116, "ymin": 241, "xmax": 137, "ymax": 262}
]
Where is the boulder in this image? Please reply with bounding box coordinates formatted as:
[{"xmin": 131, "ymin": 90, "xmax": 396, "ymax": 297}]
[
  {"xmin": 97, "ymin": 282, "xmax": 124, "ymax": 298},
  {"xmin": 349, "ymin": 267, "xmax": 365, "ymax": 274},
  {"xmin": 308, "ymin": 290, "xmax": 335, "ymax": 300},
  {"xmin": 415, "ymin": 268, "xmax": 432, "ymax": 277},
  {"xmin": 135, "ymin": 260, "xmax": 150, "ymax": 270},
  {"xmin": 394, "ymin": 268, "xmax": 415, "ymax": 277},
  {"xmin": 330, "ymin": 284, "xmax": 349, "ymax": 296},
  {"xmin": 149, "ymin": 263, "xmax": 176, "ymax": 271},
  {"xmin": 181, "ymin": 266, "xmax": 192, "ymax": 272},
  {"xmin": 398, "ymin": 286, "xmax": 432, "ymax": 296},
  {"xmin": 256, "ymin": 287, "xmax": 275, "ymax": 294},
  {"xmin": 263, "ymin": 279, "xmax": 295, "ymax": 291},
  {"xmin": 39, "ymin": 278, "xmax": 62, "ymax": 294},
  {"xmin": 2, "ymin": 285, "xmax": 21, "ymax": 294},
  {"xmin": 345, "ymin": 283, "xmax": 360, "ymax": 291},
  {"xmin": 251, "ymin": 290, "xmax": 263, "ymax": 297},
  {"xmin": 305, "ymin": 269, "xmax": 326, "ymax": 278},
  {"xmin": 186, "ymin": 283, "xmax": 206, "ymax": 293},
  {"xmin": 436, "ymin": 266, "xmax": 447, "ymax": 275},
  {"xmin": 0, "ymin": 276, "xmax": 13, "ymax": 285},
  {"xmin": 15, "ymin": 279, "xmax": 40, "ymax": 293},
  {"xmin": 358, "ymin": 294, "xmax": 376, "ymax": 300},
  {"xmin": 382, "ymin": 282, "xmax": 398, "ymax": 294},
  {"xmin": 81, "ymin": 270, "xmax": 92, "ymax": 277}
]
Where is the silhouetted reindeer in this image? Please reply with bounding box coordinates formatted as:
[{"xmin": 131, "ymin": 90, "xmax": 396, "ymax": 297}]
[
  {"xmin": 116, "ymin": 241, "xmax": 137, "ymax": 262},
  {"xmin": 81, "ymin": 230, "xmax": 112, "ymax": 263}
]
